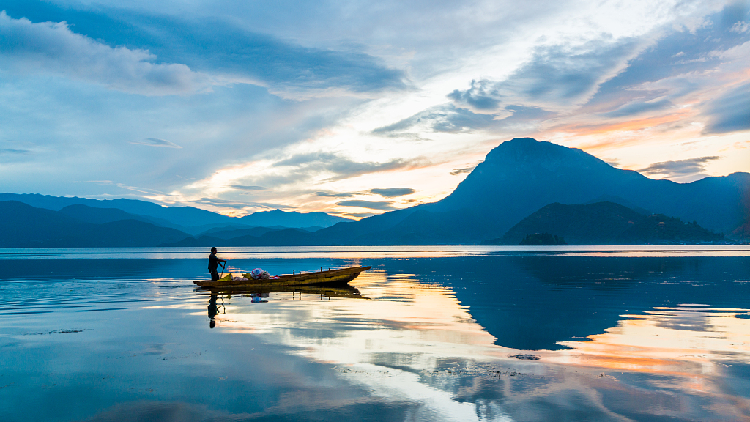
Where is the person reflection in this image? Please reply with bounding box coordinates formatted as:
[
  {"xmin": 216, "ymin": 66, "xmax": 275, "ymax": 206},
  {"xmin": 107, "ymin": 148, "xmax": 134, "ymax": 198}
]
[{"xmin": 208, "ymin": 294, "xmax": 219, "ymax": 328}]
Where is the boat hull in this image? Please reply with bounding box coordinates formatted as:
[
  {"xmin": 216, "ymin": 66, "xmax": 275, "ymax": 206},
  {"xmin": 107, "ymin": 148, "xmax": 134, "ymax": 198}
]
[{"xmin": 194, "ymin": 266, "xmax": 370, "ymax": 289}]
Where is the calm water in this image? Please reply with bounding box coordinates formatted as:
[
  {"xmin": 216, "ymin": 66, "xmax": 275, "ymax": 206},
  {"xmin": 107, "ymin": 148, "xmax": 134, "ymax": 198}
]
[{"xmin": 1, "ymin": 246, "xmax": 750, "ymax": 421}]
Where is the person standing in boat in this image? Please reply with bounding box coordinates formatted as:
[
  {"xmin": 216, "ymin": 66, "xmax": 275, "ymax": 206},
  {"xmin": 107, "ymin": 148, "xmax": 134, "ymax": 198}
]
[{"xmin": 208, "ymin": 247, "xmax": 227, "ymax": 281}]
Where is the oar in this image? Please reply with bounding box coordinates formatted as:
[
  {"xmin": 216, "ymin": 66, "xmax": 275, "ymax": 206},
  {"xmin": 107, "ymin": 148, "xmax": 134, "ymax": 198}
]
[{"xmin": 220, "ymin": 262, "xmax": 226, "ymax": 278}]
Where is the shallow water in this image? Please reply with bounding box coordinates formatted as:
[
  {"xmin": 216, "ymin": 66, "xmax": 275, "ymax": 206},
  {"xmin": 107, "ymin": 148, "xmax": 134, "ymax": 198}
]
[{"xmin": 1, "ymin": 246, "xmax": 750, "ymax": 421}]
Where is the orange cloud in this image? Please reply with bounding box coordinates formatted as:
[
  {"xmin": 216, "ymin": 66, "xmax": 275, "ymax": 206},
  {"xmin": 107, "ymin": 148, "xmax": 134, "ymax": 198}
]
[{"xmin": 554, "ymin": 111, "xmax": 693, "ymax": 139}]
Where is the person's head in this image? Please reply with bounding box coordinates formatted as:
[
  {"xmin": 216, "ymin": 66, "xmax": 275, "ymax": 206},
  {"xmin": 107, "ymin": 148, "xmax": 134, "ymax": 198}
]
[{"xmin": 211, "ymin": 247, "xmax": 217, "ymax": 253}]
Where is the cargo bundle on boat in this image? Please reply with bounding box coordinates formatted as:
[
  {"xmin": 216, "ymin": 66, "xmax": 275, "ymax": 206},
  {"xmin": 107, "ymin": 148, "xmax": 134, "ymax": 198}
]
[{"xmin": 194, "ymin": 265, "xmax": 370, "ymax": 290}]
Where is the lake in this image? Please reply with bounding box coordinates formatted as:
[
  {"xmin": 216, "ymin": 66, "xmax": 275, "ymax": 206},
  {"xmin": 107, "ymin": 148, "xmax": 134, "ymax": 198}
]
[{"xmin": 1, "ymin": 246, "xmax": 750, "ymax": 421}]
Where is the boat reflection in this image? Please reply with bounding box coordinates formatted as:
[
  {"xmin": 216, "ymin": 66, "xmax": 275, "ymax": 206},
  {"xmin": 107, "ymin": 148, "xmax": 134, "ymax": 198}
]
[
  {"xmin": 202, "ymin": 284, "xmax": 367, "ymax": 328},
  {"xmin": 199, "ymin": 283, "xmax": 367, "ymax": 299}
]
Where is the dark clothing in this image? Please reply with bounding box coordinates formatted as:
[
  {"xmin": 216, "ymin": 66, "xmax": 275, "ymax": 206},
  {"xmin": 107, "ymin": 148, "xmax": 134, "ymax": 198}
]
[
  {"xmin": 209, "ymin": 252, "xmax": 222, "ymax": 280},
  {"xmin": 208, "ymin": 251, "xmax": 226, "ymax": 281},
  {"xmin": 208, "ymin": 253, "xmax": 220, "ymax": 272}
]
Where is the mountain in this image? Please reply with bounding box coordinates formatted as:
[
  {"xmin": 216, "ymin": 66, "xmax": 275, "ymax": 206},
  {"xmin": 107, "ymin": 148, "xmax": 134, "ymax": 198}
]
[
  {"xmin": 494, "ymin": 201, "xmax": 723, "ymax": 244},
  {"xmin": 620, "ymin": 214, "xmax": 724, "ymax": 244},
  {"xmin": 734, "ymin": 222, "xmax": 750, "ymax": 240},
  {"xmin": 0, "ymin": 193, "xmax": 353, "ymax": 234},
  {"xmin": 518, "ymin": 233, "xmax": 568, "ymax": 245},
  {"xmin": 239, "ymin": 210, "xmax": 351, "ymax": 228},
  {"xmin": 294, "ymin": 138, "xmax": 749, "ymax": 245},
  {"xmin": 0, "ymin": 193, "xmax": 232, "ymax": 233},
  {"xmin": 422, "ymin": 138, "xmax": 747, "ymax": 237},
  {"xmin": 199, "ymin": 226, "xmax": 288, "ymax": 240},
  {"xmin": 0, "ymin": 201, "xmax": 191, "ymax": 247},
  {"xmin": 58, "ymin": 204, "xmax": 157, "ymax": 225},
  {"xmin": 2, "ymin": 138, "xmax": 747, "ymax": 246}
]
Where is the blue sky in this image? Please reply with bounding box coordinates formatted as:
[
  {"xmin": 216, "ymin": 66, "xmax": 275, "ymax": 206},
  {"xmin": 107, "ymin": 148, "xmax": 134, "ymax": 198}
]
[{"xmin": 1, "ymin": 0, "xmax": 749, "ymax": 218}]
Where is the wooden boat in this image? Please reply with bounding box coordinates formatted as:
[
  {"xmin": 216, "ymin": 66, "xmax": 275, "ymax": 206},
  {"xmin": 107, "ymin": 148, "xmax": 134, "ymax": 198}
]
[{"xmin": 194, "ymin": 265, "xmax": 370, "ymax": 289}]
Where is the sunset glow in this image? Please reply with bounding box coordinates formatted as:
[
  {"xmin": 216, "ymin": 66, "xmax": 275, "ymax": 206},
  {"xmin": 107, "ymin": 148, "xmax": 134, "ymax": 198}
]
[{"xmin": 0, "ymin": 1, "xmax": 748, "ymax": 217}]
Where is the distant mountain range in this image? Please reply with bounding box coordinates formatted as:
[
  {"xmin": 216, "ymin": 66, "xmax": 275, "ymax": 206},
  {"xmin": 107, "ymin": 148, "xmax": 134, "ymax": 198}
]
[
  {"xmin": 1, "ymin": 138, "xmax": 748, "ymax": 247},
  {"xmin": 0, "ymin": 201, "xmax": 190, "ymax": 247},
  {"xmin": 0, "ymin": 193, "xmax": 351, "ymax": 234}
]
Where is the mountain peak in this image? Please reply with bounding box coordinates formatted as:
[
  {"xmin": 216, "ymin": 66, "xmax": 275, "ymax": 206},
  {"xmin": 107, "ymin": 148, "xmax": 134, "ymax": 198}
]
[{"xmin": 484, "ymin": 138, "xmax": 607, "ymax": 171}]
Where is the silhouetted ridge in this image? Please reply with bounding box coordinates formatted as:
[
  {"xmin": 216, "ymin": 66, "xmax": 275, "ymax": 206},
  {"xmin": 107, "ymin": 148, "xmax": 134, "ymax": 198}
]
[
  {"xmin": 0, "ymin": 201, "xmax": 191, "ymax": 247},
  {"xmin": 302, "ymin": 138, "xmax": 748, "ymax": 245},
  {"xmin": 2, "ymin": 138, "xmax": 747, "ymax": 246},
  {"xmin": 491, "ymin": 201, "xmax": 722, "ymax": 244}
]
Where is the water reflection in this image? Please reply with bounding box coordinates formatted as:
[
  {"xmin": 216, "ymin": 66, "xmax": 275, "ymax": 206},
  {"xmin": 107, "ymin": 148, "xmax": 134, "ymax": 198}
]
[
  {"xmin": 200, "ymin": 272, "xmax": 750, "ymax": 420},
  {"xmin": 385, "ymin": 255, "xmax": 750, "ymax": 350},
  {"xmin": 2, "ymin": 253, "xmax": 750, "ymax": 421},
  {"xmin": 202, "ymin": 271, "xmax": 509, "ymax": 421},
  {"xmin": 558, "ymin": 305, "xmax": 750, "ymax": 369},
  {"xmin": 207, "ymin": 294, "xmax": 220, "ymax": 328}
]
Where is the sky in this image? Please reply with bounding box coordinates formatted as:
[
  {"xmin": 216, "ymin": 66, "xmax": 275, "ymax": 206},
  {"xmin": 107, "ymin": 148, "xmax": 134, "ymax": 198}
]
[{"xmin": 0, "ymin": 0, "xmax": 749, "ymax": 219}]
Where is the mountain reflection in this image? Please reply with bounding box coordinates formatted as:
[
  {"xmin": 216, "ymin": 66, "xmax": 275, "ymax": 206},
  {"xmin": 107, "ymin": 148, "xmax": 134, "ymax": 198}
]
[{"xmin": 381, "ymin": 255, "xmax": 750, "ymax": 350}]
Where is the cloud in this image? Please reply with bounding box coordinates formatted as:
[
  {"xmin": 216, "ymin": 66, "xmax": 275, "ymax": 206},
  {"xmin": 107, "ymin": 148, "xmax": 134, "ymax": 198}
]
[
  {"xmin": 703, "ymin": 82, "xmax": 750, "ymax": 134},
  {"xmin": 196, "ymin": 32, "xmax": 408, "ymax": 95},
  {"xmin": 0, "ymin": 147, "xmax": 32, "ymax": 163},
  {"xmin": 450, "ymin": 162, "xmax": 481, "ymax": 175},
  {"xmin": 198, "ymin": 152, "xmax": 428, "ymax": 199},
  {"xmin": 271, "ymin": 152, "xmax": 425, "ymax": 182},
  {"xmin": 130, "ymin": 138, "xmax": 182, "ymax": 148},
  {"xmin": 193, "ymin": 198, "xmax": 255, "ymax": 209},
  {"xmin": 430, "ymin": 6, "xmax": 750, "ymax": 141},
  {"xmin": 336, "ymin": 200, "xmax": 396, "ymax": 210},
  {"xmin": 722, "ymin": 0, "xmax": 750, "ymax": 29},
  {"xmin": 344, "ymin": 212, "xmax": 377, "ymax": 218},
  {"xmin": 315, "ymin": 191, "xmax": 355, "ymax": 197},
  {"xmin": 503, "ymin": 105, "xmax": 557, "ymax": 121},
  {"xmin": 127, "ymin": 13, "xmax": 410, "ymax": 95},
  {"xmin": 0, "ymin": 11, "xmax": 211, "ymax": 95},
  {"xmin": 583, "ymin": 8, "xmax": 750, "ymax": 114},
  {"xmin": 373, "ymin": 103, "xmax": 557, "ymax": 136},
  {"xmin": 448, "ymin": 38, "xmax": 642, "ymax": 111},
  {"xmin": 603, "ymin": 99, "xmax": 674, "ymax": 118},
  {"xmin": 372, "ymin": 105, "xmax": 497, "ymax": 135},
  {"xmin": 316, "ymin": 188, "xmax": 415, "ymax": 199},
  {"xmin": 0, "ymin": 1, "xmax": 410, "ymax": 98},
  {"xmin": 369, "ymin": 188, "xmax": 415, "ymax": 197},
  {"xmin": 447, "ymin": 80, "xmax": 500, "ymax": 110},
  {"xmin": 0, "ymin": 148, "xmax": 30, "ymax": 154},
  {"xmin": 231, "ymin": 185, "xmax": 266, "ymax": 191},
  {"xmin": 639, "ymin": 156, "xmax": 721, "ymax": 178}
]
